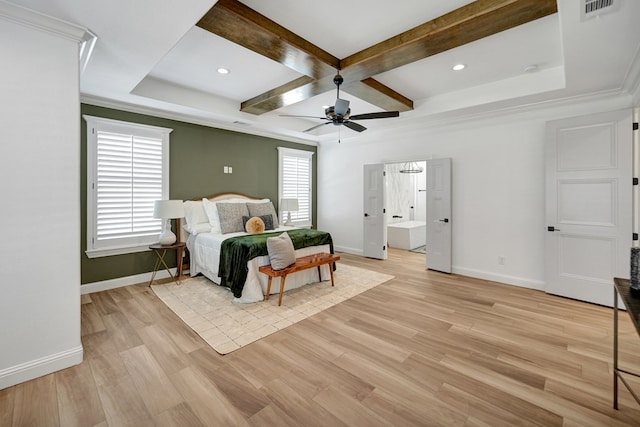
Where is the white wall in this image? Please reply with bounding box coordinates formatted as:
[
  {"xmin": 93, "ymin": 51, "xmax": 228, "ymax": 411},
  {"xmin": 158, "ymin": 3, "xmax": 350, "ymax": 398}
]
[
  {"xmin": 317, "ymin": 95, "xmax": 634, "ymax": 290},
  {"xmin": 0, "ymin": 4, "xmax": 86, "ymax": 388}
]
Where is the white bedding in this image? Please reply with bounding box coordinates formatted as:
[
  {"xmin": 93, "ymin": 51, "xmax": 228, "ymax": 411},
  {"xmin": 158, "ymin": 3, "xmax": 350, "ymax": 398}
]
[{"xmin": 187, "ymin": 226, "xmax": 332, "ymax": 303}]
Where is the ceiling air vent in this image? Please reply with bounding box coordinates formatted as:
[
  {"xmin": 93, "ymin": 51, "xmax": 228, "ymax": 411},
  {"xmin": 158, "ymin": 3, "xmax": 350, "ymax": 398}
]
[{"xmin": 581, "ymin": 0, "xmax": 619, "ymax": 20}]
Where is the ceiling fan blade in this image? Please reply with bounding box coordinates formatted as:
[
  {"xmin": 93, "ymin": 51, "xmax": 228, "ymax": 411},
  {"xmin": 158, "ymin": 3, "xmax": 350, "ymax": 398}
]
[
  {"xmin": 334, "ymin": 98, "xmax": 350, "ymax": 116},
  {"xmin": 303, "ymin": 122, "xmax": 331, "ymax": 133},
  {"xmin": 349, "ymin": 111, "xmax": 400, "ymax": 120},
  {"xmin": 280, "ymin": 114, "xmax": 327, "ymax": 119},
  {"xmin": 343, "ymin": 121, "xmax": 367, "ymax": 132}
]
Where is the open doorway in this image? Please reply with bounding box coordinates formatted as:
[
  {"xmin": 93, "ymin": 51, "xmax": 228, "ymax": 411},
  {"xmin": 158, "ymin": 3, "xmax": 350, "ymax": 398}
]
[
  {"xmin": 385, "ymin": 161, "xmax": 427, "ymax": 254},
  {"xmin": 363, "ymin": 159, "xmax": 451, "ymax": 271}
]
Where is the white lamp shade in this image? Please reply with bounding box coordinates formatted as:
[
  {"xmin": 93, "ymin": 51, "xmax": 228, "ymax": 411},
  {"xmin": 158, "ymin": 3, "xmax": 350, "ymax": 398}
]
[
  {"xmin": 153, "ymin": 200, "xmax": 185, "ymax": 219},
  {"xmin": 280, "ymin": 198, "xmax": 299, "ymax": 212},
  {"xmin": 153, "ymin": 200, "xmax": 184, "ymax": 245}
]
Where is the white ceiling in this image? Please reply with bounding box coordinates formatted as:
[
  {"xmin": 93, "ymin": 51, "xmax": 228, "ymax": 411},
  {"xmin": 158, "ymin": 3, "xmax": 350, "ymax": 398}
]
[{"xmin": 7, "ymin": 0, "xmax": 640, "ymax": 144}]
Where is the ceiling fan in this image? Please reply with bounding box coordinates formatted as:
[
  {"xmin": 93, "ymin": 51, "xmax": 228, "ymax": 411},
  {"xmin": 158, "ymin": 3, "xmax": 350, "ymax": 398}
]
[{"xmin": 280, "ymin": 73, "xmax": 400, "ymax": 135}]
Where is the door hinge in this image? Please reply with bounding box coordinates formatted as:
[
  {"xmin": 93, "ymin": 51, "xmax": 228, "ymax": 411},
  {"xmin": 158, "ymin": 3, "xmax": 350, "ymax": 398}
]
[
  {"xmin": 383, "ymin": 245, "xmax": 386, "ymax": 251},
  {"xmin": 383, "ymin": 208, "xmax": 386, "ymax": 214},
  {"xmin": 633, "ymin": 122, "xmax": 639, "ymax": 131},
  {"xmin": 634, "ymin": 178, "xmax": 638, "ymax": 186},
  {"xmin": 634, "ymin": 233, "xmax": 638, "ymax": 241},
  {"xmin": 383, "ymin": 171, "xmax": 386, "ymax": 176}
]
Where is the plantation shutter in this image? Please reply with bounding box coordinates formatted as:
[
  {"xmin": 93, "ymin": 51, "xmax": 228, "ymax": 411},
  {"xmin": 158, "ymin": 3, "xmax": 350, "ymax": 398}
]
[
  {"xmin": 278, "ymin": 147, "xmax": 314, "ymax": 226},
  {"xmin": 85, "ymin": 115, "xmax": 172, "ymax": 257},
  {"xmin": 96, "ymin": 131, "xmax": 163, "ymax": 240}
]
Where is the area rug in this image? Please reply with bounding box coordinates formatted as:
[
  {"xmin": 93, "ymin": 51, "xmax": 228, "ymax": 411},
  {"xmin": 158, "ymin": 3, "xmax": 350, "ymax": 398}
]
[{"xmin": 150, "ymin": 264, "xmax": 394, "ymax": 354}]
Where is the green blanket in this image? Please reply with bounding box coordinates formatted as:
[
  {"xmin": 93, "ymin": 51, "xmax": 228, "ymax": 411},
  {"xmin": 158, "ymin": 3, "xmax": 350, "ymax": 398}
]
[{"xmin": 218, "ymin": 229, "xmax": 334, "ymax": 298}]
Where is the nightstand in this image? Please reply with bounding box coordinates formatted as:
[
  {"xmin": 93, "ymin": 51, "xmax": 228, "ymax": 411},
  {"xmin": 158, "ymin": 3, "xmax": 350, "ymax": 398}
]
[
  {"xmin": 612, "ymin": 277, "xmax": 640, "ymax": 409},
  {"xmin": 148, "ymin": 242, "xmax": 186, "ymax": 286}
]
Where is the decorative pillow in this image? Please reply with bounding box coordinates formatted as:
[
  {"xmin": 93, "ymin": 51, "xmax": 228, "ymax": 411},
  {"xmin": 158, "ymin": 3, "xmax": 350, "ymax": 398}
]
[
  {"xmin": 242, "ymin": 214, "xmax": 273, "ymax": 231},
  {"xmin": 266, "ymin": 232, "xmax": 296, "ymax": 270},
  {"xmin": 216, "ymin": 202, "xmax": 250, "ymax": 234},
  {"xmin": 244, "ymin": 216, "xmax": 265, "ymax": 234},
  {"xmin": 247, "ymin": 201, "xmax": 279, "ymax": 229}
]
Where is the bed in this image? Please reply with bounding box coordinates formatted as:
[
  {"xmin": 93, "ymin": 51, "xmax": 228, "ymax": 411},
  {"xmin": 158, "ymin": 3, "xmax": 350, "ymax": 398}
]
[{"xmin": 178, "ymin": 193, "xmax": 334, "ymax": 303}]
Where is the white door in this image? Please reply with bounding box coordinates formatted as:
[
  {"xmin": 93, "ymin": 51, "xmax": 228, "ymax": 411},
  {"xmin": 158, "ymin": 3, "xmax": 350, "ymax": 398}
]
[
  {"xmin": 363, "ymin": 164, "xmax": 387, "ymax": 259},
  {"xmin": 426, "ymin": 158, "xmax": 452, "ymax": 273},
  {"xmin": 545, "ymin": 110, "xmax": 632, "ymax": 306}
]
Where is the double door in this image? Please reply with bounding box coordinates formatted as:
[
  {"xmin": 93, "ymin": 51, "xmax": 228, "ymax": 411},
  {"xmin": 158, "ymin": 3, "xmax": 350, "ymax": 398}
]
[{"xmin": 363, "ymin": 159, "xmax": 452, "ymax": 273}]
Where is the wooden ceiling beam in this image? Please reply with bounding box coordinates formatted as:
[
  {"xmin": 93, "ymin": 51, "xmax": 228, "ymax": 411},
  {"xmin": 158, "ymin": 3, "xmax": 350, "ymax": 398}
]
[
  {"xmin": 199, "ymin": 0, "xmax": 557, "ymax": 115},
  {"xmin": 343, "ymin": 78, "xmax": 414, "ymax": 113},
  {"xmin": 239, "ymin": 75, "xmax": 329, "ymax": 115},
  {"xmin": 241, "ymin": 77, "xmax": 414, "ymax": 115},
  {"xmin": 197, "ymin": 0, "xmax": 411, "ymax": 114},
  {"xmin": 340, "ymin": 0, "xmax": 558, "ymax": 80},
  {"xmin": 196, "ymin": 0, "xmax": 339, "ymax": 79}
]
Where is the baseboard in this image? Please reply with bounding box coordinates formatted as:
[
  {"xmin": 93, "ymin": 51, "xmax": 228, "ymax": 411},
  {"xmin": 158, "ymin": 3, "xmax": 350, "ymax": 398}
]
[
  {"xmin": 452, "ymin": 266, "xmax": 545, "ymax": 291},
  {"xmin": 334, "ymin": 245, "xmax": 364, "ymax": 256},
  {"xmin": 81, "ymin": 268, "xmax": 177, "ymax": 294},
  {"xmin": 335, "ymin": 248, "xmax": 544, "ymax": 291},
  {"xmin": 0, "ymin": 345, "xmax": 83, "ymax": 390}
]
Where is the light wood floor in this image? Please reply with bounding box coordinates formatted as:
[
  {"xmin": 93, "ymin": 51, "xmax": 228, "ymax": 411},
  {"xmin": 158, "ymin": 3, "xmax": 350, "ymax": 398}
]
[{"xmin": 2, "ymin": 249, "xmax": 640, "ymax": 426}]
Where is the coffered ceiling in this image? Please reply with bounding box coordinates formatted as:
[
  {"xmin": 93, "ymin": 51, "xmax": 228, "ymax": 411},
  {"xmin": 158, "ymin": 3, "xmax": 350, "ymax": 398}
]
[{"xmin": 6, "ymin": 0, "xmax": 640, "ymax": 143}]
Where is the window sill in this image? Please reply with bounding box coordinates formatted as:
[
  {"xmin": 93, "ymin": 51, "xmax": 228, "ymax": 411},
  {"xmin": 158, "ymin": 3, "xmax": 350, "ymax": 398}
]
[
  {"xmin": 289, "ymin": 223, "xmax": 312, "ymax": 229},
  {"xmin": 85, "ymin": 244, "xmax": 151, "ymax": 259}
]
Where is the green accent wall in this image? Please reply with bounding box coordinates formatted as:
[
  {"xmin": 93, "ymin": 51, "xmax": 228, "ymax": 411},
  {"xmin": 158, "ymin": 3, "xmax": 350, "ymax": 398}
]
[{"xmin": 81, "ymin": 103, "xmax": 317, "ymax": 285}]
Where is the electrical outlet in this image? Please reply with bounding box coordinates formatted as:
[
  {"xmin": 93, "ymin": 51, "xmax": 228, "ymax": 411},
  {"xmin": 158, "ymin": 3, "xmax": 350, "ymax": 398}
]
[
  {"xmin": 498, "ymin": 256, "xmax": 505, "ymax": 265},
  {"xmin": 228, "ymin": 166, "xmax": 233, "ymax": 173}
]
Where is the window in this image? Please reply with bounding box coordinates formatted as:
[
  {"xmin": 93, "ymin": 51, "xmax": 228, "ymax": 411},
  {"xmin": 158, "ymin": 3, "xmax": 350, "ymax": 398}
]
[
  {"xmin": 278, "ymin": 147, "xmax": 314, "ymax": 227},
  {"xmin": 84, "ymin": 115, "xmax": 172, "ymax": 258}
]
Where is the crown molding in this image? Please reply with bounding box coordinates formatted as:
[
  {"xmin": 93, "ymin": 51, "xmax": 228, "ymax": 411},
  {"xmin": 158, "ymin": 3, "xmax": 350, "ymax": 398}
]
[
  {"xmin": 80, "ymin": 94, "xmax": 318, "ymax": 147},
  {"xmin": 83, "ymin": 82, "xmax": 636, "ymax": 148},
  {"xmin": 624, "ymin": 43, "xmax": 640, "ymax": 107},
  {"xmin": 0, "ymin": 0, "xmax": 89, "ymax": 42},
  {"xmin": 316, "ymin": 88, "xmax": 633, "ymax": 145}
]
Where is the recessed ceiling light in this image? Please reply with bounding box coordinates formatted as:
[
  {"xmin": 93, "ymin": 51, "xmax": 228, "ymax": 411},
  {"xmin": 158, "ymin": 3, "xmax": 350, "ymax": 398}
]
[
  {"xmin": 217, "ymin": 67, "xmax": 230, "ymax": 75},
  {"xmin": 452, "ymin": 64, "xmax": 465, "ymax": 71}
]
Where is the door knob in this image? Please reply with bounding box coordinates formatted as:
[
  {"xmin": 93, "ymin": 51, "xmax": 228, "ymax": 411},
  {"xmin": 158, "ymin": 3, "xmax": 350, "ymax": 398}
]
[
  {"xmin": 439, "ymin": 218, "xmax": 449, "ymax": 223},
  {"xmin": 364, "ymin": 213, "xmax": 369, "ymax": 217},
  {"xmin": 547, "ymin": 226, "xmax": 560, "ymax": 232}
]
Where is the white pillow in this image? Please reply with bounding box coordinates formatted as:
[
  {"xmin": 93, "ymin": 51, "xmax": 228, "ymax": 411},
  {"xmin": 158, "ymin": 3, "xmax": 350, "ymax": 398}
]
[
  {"xmin": 183, "ymin": 200, "xmax": 208, "ymax": 227},
  {"xmin": 266, "ymin": 232, "xmax": 296, "ymax": 270},
  {"xmin": 183, "ymin": 222, "xmax": 211, "ymax": 236},
  {"xmin": 201, "ymin": 198, "xmax": 221, "ymax": 234}
]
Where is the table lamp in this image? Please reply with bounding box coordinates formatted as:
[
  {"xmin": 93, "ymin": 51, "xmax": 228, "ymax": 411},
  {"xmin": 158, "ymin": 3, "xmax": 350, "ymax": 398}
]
[
  {"xmin": 153, "ymin": 200, "xmax": 184, "ymax": 245},
  {"xmin": 280, "ymin": 198, "xmax": 299, "ymax": 227}
]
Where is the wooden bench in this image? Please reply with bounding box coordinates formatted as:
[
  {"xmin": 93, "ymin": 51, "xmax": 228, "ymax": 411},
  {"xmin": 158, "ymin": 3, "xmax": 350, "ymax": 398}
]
[{"xmin": 259, "ymin": 252, "xmax": 340, "ymax": 306}]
